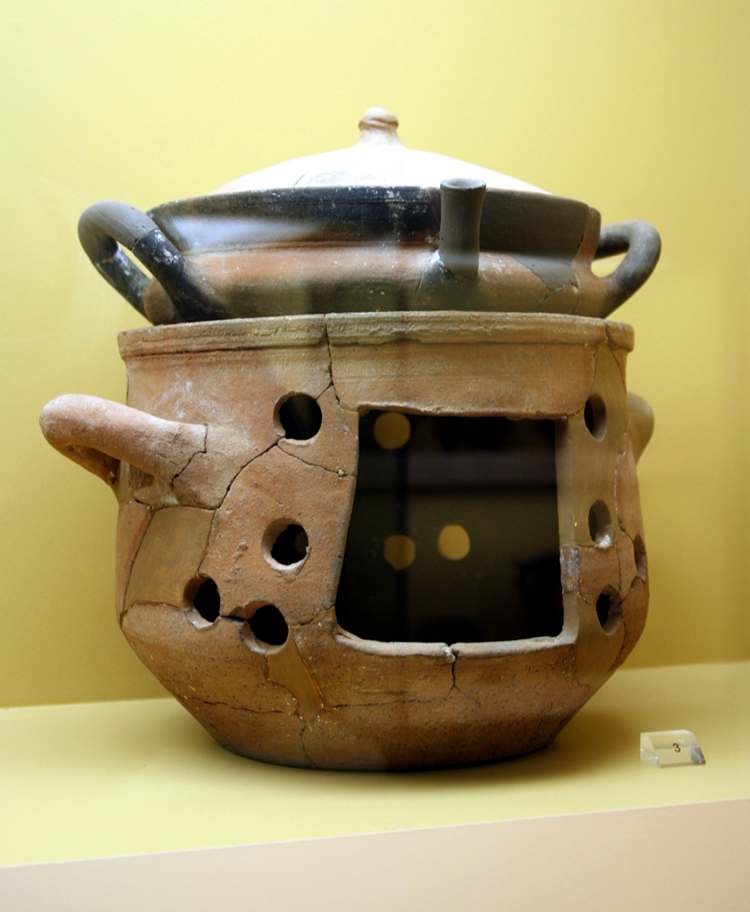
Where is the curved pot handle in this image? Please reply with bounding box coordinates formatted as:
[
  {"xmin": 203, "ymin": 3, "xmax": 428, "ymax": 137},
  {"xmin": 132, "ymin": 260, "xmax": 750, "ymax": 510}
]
[
  {"xmin": 594, "ymin": 220, "xmax": 661, "ymax": 317},
  {"xmin": 40, "ymin": 394, "xmax": 206, "ymax": 488},
  {"xmin": 78, "ymin": 201, "xmax": 221, "ymax": 323}
]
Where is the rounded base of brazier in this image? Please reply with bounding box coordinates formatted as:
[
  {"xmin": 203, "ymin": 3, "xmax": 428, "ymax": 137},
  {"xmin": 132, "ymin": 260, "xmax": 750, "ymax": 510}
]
[
  {"xmin": 123, "ymin": 575, "xmax": 647, "ymax": 771},
  {"xmin": 210, "ymin": 721, "xmax": 564, "ymax": 772}
]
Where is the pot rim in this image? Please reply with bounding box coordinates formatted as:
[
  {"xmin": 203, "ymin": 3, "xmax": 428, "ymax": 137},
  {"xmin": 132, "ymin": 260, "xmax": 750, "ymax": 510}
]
[
  {"xmin": 148, "ymin": 185, "xmax": 593, "ymax": 256},
  {"xmin": 118, "ymin": 310, "xmax": 634, "ymax": 360}
]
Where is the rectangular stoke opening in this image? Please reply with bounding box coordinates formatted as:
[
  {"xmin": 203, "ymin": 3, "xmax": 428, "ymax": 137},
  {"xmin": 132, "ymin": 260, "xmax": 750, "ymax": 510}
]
[{"xmin": 335, "ymin": 411, "xmax": 564, "ymax": 644}]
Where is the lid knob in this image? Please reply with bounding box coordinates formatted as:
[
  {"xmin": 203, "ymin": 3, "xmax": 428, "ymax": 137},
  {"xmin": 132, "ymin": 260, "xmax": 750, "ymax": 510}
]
[{"xmin": 357, "ymin": 107, "xmax": 400, "ymax": 145}]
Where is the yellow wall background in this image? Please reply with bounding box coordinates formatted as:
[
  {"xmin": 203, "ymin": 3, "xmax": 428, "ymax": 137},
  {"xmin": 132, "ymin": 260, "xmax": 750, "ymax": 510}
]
[{"xmin": 2, "ymin": 0, "xmax": 748, "ymax": 706}]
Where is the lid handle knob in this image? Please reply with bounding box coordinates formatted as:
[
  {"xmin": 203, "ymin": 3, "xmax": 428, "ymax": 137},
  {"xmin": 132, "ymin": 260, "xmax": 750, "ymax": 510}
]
[{"xmin": 357, "ymin": 106, "xmax": 401, "ymax": 145}]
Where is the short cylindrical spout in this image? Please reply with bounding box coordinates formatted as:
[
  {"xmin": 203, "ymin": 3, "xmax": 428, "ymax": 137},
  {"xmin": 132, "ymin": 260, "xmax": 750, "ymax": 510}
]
[{"xmin": 438, "ymin": 178, "xmax": 486, "ymax": 279}]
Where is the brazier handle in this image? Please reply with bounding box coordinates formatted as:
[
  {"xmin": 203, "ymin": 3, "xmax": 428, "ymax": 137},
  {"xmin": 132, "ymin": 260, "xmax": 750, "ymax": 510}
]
[
  {"xmin": 626, "ymin": 392, "xmax": 654, "ymax": 463},
  {"xmin": 78, "ymin": 201, "xmax": 220, "ymax": 323},
  {"xmin": 594, "ymin": 220, "xmax": 661, "ymax": 316},
  {"xmin": 40, "ymin": 394, "xmax": 206, "ymax": 489}
]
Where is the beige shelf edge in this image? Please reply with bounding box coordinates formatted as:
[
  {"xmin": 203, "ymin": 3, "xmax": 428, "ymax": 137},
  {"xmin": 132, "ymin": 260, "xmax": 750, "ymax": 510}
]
[
  {"xmin": 2, "ymin": 800, "xmax": 748, "ymax": 912},
  {"xmin": 1, "ymin": 661, "xmax": 748, "ymax": 868}
]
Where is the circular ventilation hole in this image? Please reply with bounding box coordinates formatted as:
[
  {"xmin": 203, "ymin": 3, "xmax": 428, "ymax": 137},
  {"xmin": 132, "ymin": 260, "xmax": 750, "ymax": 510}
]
[
  {"xmin": 588, "ymin": 501, "xmax": 613, "ymax": 547},
  {"xmin": 584, "ymin": 395, "xmax": 607, "ymax": 440},
  {"xmin": 437, "ymin": 524, "xmax": 471, "ymax": 561},
  {"xmin": 634, "ymin": 535, "xmax": 648, "ymax": 580},
  {"xmin": 277, "ymin": 394, "xmax": 322, "ymax": 440},
  {"xmin": 185, "ymin": 576, "xmax": 220, "ymax": 627},
  {"xmin": 265, "ymin": 522, "xmax": 309, "ymax": 567},
  {"xmin": 384, "ymin": 534, "xmax": 416, "ymax": 570},
  {"xmin": 596, "ymin": 590, "xmax": 622, "ymax": 633},
  {"xmin": 373, "ymin": 412, "xmax": 411, "ymax": 450},
  {"xmin": 247, "ymin": 604, "xmax": 289, "ymax": 650}
]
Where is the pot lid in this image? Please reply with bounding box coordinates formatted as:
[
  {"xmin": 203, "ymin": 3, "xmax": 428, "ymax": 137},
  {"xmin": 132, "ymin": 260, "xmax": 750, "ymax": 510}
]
[{"xmin": 213, "ymin": 107, "xmax": 547, "ymax": 196}]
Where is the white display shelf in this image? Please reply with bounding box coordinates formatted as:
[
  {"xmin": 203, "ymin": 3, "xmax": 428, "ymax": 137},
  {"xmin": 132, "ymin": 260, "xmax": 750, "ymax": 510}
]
[{"xmin": 1, "ymin": 661, "xmax": 748, "ymax": 909}]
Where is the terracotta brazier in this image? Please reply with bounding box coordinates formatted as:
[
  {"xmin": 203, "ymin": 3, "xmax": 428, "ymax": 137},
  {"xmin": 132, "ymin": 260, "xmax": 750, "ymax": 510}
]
[
  {"xmin": 41, "ymin": 311, "xmax": 652, "ymax": 769},
  {"xmin": 41, "ymin": 108, "xmax": 658, "ymax": 769}
]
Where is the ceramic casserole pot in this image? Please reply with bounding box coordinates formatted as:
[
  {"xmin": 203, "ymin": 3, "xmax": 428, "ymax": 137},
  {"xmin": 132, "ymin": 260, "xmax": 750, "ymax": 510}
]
[{"xmin": 77, "ymin": 108, "xmax": 660, "ymax": 324}]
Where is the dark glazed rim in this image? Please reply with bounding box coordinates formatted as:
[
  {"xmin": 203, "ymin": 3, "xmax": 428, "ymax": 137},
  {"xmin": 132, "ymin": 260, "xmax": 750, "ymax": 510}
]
[{"xmin": 148, "ymin": 185, "xmax": 593, "ymax": 257}]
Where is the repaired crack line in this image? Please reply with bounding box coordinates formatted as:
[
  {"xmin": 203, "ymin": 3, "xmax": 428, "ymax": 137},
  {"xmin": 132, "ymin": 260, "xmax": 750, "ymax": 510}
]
[
  {"xmin": 119, "ymin": 507, "xmax": 154, "ymax": 627},
  {"xmin": 170, "ymin": 424, "xmax": 209, "ymax": 487},
  {"xmin": 322, "ymin": 316, "xmax": 345, "ymax": 410},
  {"xmin": 186, "ymin": 695, "xmax": 295, "ymax": 716}
]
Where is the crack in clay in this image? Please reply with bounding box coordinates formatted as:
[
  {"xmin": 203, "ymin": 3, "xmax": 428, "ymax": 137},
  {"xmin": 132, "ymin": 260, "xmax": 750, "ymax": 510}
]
[
  {"xmin": 613, "ymin": 443, "xmax": 640, "ymax": 546},
  {"xmin": 118, "ymin": 505, "xmax": 153, "ymax": 626},
  {"xmin": 502, "ymin": 255, "xmax": 555, "ymax": 296},
  {"xmin": 261, "ymin": 652, "xmax": 318, "ymax": 766},
  {"xmin": 178, "ymin": 685, "xmax": 317, "ymax": 764},
  {"xmin": 258, "ymin": 653, "xmax": 301, "ymax": 715},
  {"xmin": 616, "ymin": 536, "xmax": 626, "ymax": 597},
  {"xmin": 514, "ymin": 256, "xmax": 571, "ymax": 295},
  {"xmin": 282, "ymin": 446, "xmax": 354, "ymax": 478},
  {"xmin": 540, "ymin": 280, "xmax": 577, "ymax": 305},
  {"xmin": 288, "ymin": 706, "xmax": 315, "ymax": 765},
  {"xmin": 449, "ymin": 654, "xmax": 482, "ymax": 708},
  {"xmin": 604, "ymin": 336, "xmax": 628, "ymax": 388},
  {"xmin": 298, "ymin": 719, "xmax": 317, "ymax": 767},
  {"xmin": 605, "ymin": 321, "xmax": 633, "ymax": 356},
  {"xmin": 126, "ymin": 426, "xmax": 208, "ymax": 510},
  {"xmin": 121, "ymin": 599, "xmax": 189, "ymax": 625},
  {"xmin": 613, "ymin": 521, "xmax": 640, "ymax": 600},
  {"xmin": 313, "ymin": 382, "xmax": 334, "ymax": 404},
  {"xmin": 569, "ymin": 544, "xmax": 619, "ymax": 607},
  {"xmin": 196, "ymin": 437, "xmax": 281, "ymax": 573},
  {"xmin": 357, "ymin": 688, "xmax": 441, "ymax": 698},
  {"xmin": 322, "ymin": 317, "xmax": 344, "ymax": 410},
  {"xmin": 269, "ymin": 635, "xmax": 326, "ymax": 714},
  {"xmin": 213, "ymin": 437, "xmax": 287, "ymax": 508},
  {"xmin": 328, "ymin": 693, "xmax": 452, "ymax": 709},
  {"xmin": 126, "ymin": 344, "xmax": 320, "ymax": 359},
  {"xmin": 187, "ymin": 695, "xmax": 294, "ymax": 715},
  {"xmin": 330, "ymin": 654, "xmax": 458, "ymax": 709},
  {"xmin": 170, "ymin": 425, "xmax": 208, "ymax": 487}
]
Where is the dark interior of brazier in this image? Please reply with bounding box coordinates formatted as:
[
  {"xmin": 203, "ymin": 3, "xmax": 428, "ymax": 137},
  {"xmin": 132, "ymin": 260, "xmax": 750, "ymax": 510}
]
[{"xmin": 336, "ymin": 411, "xmax": 564, "ymax": 644}]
